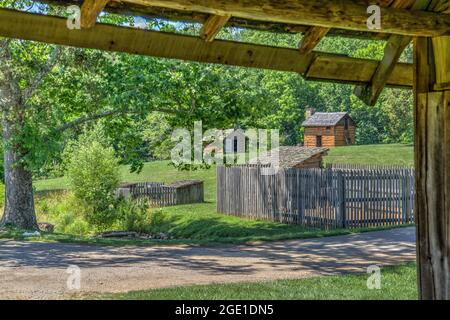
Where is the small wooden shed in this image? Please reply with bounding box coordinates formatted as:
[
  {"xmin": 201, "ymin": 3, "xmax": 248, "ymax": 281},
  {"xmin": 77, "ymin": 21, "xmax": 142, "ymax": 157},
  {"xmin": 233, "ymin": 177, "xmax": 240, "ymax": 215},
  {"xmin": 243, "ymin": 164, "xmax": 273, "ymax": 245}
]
[
  {"xmin": 253, "ymin": 146, "xmax": 329, "ymax": 169},
  {"xmin": 302, "ymin": 110, "xmax": 356, "ymax": 148}
]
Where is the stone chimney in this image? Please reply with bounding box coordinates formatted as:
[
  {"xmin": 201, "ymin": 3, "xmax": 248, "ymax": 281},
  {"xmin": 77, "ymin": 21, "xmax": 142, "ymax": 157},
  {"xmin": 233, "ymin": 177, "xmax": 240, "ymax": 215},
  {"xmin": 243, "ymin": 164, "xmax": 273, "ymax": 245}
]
[{"xmin": 305, "ymin": 107, "xmax": 316, "ymax": 119}]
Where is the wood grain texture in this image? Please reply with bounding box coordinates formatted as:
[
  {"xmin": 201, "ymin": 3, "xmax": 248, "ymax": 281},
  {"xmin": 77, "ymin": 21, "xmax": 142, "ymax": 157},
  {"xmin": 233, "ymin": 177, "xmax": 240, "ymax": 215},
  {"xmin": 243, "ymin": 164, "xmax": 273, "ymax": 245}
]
[
  {"xmin": 200, "ymin": 14, "xmax": 231, "ymax": 41},
  {"xmin": 124, "ymin": 0, "xmax": 450, "ymax": 36},
  {"xmin": 354, "ymin": 0, "xmax": 432, "ymax": 105},
  {"xmin": 0, "ymin": 8, "xmax": 413, "ymax": 87},
  {"xmin": 354, "ymin": 35, "xmax": 412, "ymax": 105},
  {"xmin": 298, "ymin": 26, "xmax": 330, "ymax": 54},
  {"xmin": 36, "ymin": 0, "xmax": 392, "ymax": 40},
  {"xmin": 80, "ymin": 0, "xmax": 109, "ymax": 28},
  {"xmin": 414, "ymin": 36, "xmax": 450, "ymax": 300}
]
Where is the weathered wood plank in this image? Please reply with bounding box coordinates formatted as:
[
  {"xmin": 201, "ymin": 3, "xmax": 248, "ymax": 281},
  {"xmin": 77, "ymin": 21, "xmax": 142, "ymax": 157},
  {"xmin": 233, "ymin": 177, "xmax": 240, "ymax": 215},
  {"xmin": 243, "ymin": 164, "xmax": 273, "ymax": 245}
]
[
  {"xmin": 81, "ymin": 0, "xmax": 110, "ymax": 28},
  {"xmin": 298, "ymin": 26, "xmax": 330, "ymax": 54},
  {"xmin": 0, "ymin": 8, "xmax": 414, "ymax": 87},
  {"xmin": 200, "ymin": 14, "xmax": 231, "ymax": 42},
  {"xmin": 354, "ymin": 0, "xmax": 431, "ymax": 105},
  {"xmin": 414, "ymin": 35, "xmax": 450, "ymax": 299},
  {"xmin": 125, "ymin": 0, "xmax": 450, "ymax": 36}
]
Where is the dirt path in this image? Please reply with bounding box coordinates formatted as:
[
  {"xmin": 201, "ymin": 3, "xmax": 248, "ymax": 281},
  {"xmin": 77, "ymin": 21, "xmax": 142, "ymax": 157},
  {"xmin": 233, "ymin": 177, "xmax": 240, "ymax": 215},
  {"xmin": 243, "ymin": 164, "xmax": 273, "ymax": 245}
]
[{"xmin": 0, "ymin": 227, "xmax": 416, "ymax": 299}]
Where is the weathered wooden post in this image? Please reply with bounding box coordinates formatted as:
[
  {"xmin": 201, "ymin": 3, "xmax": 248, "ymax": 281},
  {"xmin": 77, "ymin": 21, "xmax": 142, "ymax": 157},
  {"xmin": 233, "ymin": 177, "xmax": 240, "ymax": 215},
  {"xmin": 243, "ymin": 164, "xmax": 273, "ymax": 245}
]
[
  {"xmin": 414, "ymin": 36, "xmax": 450, "ymax": 300},
  {"xmin": 337, "ymin": 171, "xmax": 346, "ymax": 228}
]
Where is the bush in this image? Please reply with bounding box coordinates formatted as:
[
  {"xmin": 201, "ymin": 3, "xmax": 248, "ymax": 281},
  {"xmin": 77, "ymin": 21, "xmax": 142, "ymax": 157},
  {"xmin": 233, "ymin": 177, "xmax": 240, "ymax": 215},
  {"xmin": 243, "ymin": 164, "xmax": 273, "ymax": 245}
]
[
  {"xmin": 116, "ymin": 200, "xmax": 166, "ymax": 233},
  {"xmin": 64, "ymin": 128, "xmax": 120, "ymax": 230},
  {"xmin": 35, "ymin": 192, "xmax": 94, "ymax": 236}
]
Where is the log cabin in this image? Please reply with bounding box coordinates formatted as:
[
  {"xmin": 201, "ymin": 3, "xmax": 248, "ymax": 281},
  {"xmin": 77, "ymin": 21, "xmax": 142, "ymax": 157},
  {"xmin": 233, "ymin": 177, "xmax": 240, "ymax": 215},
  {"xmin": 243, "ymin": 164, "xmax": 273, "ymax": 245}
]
[{"xmin": 302, "ymin": 110, "xmax": 356, "ymax": 148}]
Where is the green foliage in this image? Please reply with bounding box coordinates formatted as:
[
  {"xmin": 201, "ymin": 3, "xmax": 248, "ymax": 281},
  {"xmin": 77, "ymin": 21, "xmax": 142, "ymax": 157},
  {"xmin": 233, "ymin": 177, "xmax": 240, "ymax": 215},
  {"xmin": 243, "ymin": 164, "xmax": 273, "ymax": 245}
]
[
  {"xmin": 64, "ymin": 128, "xmax": 120, "ymax": 229},
  {"xmin": 116, "ymin": 200, "xmax": 152, "ymax": 233},
  {"xmin": 35, "ymin": 192, "xmax": 93, "ymax": 236}
]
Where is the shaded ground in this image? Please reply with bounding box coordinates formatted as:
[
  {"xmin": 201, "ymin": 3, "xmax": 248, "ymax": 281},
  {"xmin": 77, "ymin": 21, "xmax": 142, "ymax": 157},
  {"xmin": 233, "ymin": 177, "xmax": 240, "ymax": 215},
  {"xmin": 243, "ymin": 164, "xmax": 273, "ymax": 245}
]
[{"xmin": 0, "ymin": 227, "xmax": 415, "ymax": 300}]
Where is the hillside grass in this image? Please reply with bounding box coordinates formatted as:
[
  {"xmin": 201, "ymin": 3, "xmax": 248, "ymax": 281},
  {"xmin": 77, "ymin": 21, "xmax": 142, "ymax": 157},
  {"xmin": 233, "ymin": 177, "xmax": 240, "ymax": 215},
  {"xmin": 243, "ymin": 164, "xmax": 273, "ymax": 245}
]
[
  {"xmin": 20, "ymin": 143, "xmax": 415, "ymax": 246},
  {"xmin": 324, "ymin": 144, "xmax": 414, "ymax": 167},
  {"xmin": 95, "ymin": 263, "xmax": 417, "ymax": 300}
]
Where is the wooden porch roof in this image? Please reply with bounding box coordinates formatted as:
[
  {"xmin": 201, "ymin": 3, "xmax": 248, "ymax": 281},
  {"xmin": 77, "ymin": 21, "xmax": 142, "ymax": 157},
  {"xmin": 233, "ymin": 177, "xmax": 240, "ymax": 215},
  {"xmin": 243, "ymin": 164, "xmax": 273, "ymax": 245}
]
[{"xmin": 1, "ymin": 0, "xmax": 450, "ymax": 105}]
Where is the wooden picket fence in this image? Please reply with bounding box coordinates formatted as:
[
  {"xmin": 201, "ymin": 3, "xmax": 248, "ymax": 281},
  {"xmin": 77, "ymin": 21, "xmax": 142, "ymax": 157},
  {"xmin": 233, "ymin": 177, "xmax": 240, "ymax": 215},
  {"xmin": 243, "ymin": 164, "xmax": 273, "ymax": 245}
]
[
  {"xmin": 117, "ymin": 180, "xmax": 204, "ymax": 207},
  {"xmin": 216, "ymin": 166, "xmax": 415, "ymax": 229},
  {"xmin": 326, "ymin": 163, "xmax": 414, "ymax": 170}
]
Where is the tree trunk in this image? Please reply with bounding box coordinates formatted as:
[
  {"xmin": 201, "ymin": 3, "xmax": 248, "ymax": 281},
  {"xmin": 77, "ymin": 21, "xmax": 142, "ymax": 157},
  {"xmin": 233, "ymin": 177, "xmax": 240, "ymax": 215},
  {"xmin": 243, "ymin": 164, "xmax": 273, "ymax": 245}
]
[
  {"xmin": 0, "ymin": 120, "xmax": 37, "ymax": 230},
  {"xmin": 414, "ymin": 36, "xmax": 450, "ymax": 299}
]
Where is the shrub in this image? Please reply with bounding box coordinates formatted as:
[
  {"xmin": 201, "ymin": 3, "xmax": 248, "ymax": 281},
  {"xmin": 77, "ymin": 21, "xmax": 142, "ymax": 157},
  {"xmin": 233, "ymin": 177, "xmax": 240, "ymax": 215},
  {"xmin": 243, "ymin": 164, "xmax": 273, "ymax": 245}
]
[
  {"xmin": 64, "ymin": 128, "xmax": 120, "ymax": 230},
  {"xmin": 116, "ymin": 200, "xmax": 167, "ymax": 233}
]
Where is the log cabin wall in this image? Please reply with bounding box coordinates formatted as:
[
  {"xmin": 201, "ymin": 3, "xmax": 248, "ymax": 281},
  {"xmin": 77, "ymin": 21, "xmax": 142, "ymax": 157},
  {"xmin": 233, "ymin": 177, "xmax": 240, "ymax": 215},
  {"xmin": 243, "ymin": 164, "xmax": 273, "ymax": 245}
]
[
  {"xmin": 292, "ymin": 154, "xmax": 324, "ymax": 168},
  {"xmin": 304, "ymin": 126, "xmax": 335, "ymax": 147},
  {"xmin": 304, "ymin": 124, "xmax": 355, "ymax": 147}
]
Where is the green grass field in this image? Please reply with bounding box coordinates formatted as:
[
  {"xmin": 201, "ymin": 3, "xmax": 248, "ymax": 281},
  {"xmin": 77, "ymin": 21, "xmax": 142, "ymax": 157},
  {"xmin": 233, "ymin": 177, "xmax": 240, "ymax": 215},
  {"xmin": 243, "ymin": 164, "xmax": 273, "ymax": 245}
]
[
  {"xmin": 21, "ymin": 144, "xmax": 416, "ymax": 246},
  {"xmin": 324, "ymin": 144, "xmax": 414, "ymax": 167},
  {"xmin": 95, "ymin": 263, "xmax": 417, "ymax": 300}
]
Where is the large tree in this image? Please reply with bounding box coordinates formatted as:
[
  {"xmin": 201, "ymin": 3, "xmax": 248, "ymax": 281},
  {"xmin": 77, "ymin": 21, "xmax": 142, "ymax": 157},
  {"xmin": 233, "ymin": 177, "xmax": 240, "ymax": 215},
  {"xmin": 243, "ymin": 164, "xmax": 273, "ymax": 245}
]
[{"xmin": 0, "ymin": 2, "xmax": 152, "ymax": 229}]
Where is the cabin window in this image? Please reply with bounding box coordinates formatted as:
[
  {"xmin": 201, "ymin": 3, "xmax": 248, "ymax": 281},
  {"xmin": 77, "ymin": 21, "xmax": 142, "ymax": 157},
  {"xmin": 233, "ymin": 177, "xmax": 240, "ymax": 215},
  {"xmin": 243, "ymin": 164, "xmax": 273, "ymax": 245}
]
[{"xmin": 316, "ymin": 135, "xmax": 322, "ymax": 147}]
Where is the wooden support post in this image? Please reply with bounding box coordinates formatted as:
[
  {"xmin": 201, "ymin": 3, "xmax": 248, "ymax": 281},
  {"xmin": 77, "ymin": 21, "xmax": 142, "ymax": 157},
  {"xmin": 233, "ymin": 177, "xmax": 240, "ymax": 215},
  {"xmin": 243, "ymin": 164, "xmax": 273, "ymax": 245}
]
[
  {"xmin": 200, "ymin": 14, "xmax": 231, "ymax": 42},
  {"xmin": 414, "ymin": 35, "xmax": 450, "ymax": 300},
  {"xmin": 298, "ymin": 26, "xmax": 330, "ymax": 54},
  {"xmin": 81, "ymin": 0, "xmax": 110, "ymax": 28},
  {"xmin": 354, "ymin": 0, "xmax": 431, "ymax": 105}
]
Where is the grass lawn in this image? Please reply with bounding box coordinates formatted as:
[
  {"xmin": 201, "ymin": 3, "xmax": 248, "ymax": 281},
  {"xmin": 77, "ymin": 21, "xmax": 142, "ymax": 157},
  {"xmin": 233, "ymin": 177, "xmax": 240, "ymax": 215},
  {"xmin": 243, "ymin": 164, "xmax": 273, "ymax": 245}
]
[
  {"xmin": 324, "ymin": 144, "xmax": 414, "ymax": 167},
  {"xmin": 95, "ymin": 263, "xmax": 417, "ymax": 300},
  {"xmin": 19, "ymin": 143, "xmax": 414, "ymax": 247}
]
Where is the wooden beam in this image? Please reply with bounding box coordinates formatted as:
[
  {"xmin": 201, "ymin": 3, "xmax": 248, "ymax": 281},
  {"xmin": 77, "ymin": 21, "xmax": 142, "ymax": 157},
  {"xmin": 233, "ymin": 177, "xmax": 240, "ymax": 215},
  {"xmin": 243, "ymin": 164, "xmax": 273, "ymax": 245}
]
[
  {"xmin": 200, "ymin": 14, "xmax": 231, "ymax": 42},
  {"xmin": 298, "ymin": 26, "xmax": 330, "ymax": 54},
  {"xmin": 127, "ymin": 0, "xmax": 450, "ymax": 36},
  {"xmin": 354, "ymin": 0, "xmax": 431, "ymax": 105},
  {"xmin": 0, "ymin": 8, "xmax": 413, "ymax": 87},
  {"xmin": 80, "ymin": 0, "xmax": 109, "ymax": 28},
  {"xmin": 414, "ymin": 35, "xmax": 450, "ymax": 300},
  {"xmin": 354, "ymin": 34, "xmax": 412, "ymax": 105},
  {"xmin": 35, "ymin": 0, "xmax": 392, "ymax": 40}
]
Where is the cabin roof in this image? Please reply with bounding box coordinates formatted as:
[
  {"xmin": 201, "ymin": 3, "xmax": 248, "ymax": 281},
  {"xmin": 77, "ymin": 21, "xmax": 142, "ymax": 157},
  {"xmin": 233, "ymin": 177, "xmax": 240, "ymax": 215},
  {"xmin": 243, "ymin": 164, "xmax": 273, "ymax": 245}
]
[
  {"xmin": 302, "ymin": 112, "xmax": 350, "ymax": 127},
  {"xmin": 253, "ymin": 146, "xmax": 328, "ymax": 168}
]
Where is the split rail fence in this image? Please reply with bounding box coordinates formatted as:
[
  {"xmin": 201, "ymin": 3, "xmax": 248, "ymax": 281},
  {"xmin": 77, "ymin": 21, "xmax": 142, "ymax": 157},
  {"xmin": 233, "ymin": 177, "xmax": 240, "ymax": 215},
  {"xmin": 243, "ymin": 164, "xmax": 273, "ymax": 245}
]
[{"xmin": 217, "ymin": 166, "xmax": 415, "ymax": 229}]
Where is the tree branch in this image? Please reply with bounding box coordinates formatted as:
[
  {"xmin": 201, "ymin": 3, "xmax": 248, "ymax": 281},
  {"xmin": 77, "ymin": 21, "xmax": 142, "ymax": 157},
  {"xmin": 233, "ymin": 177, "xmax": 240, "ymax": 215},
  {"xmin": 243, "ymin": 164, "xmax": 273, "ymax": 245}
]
[
  {"xmin": 22, "ymin": 46, "xmax": 61, "ymax": 105},
  {"xmin": 0, "ymin": 41, "xmax": 22, "ymax": 108},
  {"xmin": 55, "ymin": 106, "xmax": 188, "ymax": 132}
]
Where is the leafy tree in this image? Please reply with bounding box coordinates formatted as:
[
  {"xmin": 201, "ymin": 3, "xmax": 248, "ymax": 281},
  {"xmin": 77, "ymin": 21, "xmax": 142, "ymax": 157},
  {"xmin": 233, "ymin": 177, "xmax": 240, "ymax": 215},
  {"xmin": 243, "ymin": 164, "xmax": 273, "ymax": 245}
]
[{"xmin": 64, "ymin": 127, "xmax": 120, "ymax": 229}]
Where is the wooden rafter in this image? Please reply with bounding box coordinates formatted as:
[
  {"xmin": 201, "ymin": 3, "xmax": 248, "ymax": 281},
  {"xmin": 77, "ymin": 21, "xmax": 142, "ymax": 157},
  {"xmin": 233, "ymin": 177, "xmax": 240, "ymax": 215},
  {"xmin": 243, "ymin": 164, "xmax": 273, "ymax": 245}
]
[
  {"xmin": 80, "ymin": 0, "xmax": 110, "ymax": 28},
  {"xmin": 354, "ymin": 0, "xmax": 431, "ymax": 105},
  {"xmin": 200, "ymin": 14, "xmax": 231, "ymax": 42},
  {"xmin": 0, "ymin": 8, "xmax": 413, "ymax": 88},
  {"xmin": 118, "ymin": 0, "xmax": 450, "ymax": 36},
  {"xmin": 298, "ymin": 26, "xmax": 330, "ymax": 54},
  {"xmin": 34, "ymin": 0, "xmax": 391, "ymax": 40}
]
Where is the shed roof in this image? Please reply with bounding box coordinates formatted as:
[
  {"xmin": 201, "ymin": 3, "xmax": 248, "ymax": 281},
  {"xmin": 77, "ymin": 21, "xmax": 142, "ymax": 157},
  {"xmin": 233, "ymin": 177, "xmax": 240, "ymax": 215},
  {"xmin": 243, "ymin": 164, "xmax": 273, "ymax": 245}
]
[
  {"xmin": 252, "ymin": 146, "xmax": 328, "ymax": 168},
  {"xmin": 302, "ymin": 112, "xmax": 350, "ymax": 127}
]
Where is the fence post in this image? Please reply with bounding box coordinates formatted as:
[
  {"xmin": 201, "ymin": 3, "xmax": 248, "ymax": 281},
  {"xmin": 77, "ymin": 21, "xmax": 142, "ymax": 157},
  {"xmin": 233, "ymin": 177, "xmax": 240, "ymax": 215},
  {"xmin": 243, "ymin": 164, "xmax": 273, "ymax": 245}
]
[{"xmin": 337, "ymin": 171, "xmax": 346, "ymax": 228}]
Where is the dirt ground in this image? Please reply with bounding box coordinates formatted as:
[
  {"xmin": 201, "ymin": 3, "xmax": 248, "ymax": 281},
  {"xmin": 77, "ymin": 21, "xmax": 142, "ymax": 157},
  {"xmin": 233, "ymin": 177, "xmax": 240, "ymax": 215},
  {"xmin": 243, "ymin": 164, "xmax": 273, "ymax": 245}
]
[{"xmin": 0, "ymin": 227, "xmax": 416, "ymax": 299}]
